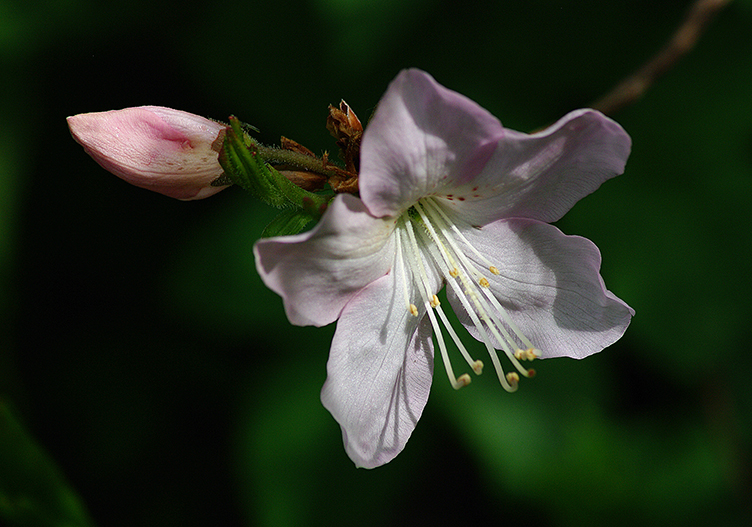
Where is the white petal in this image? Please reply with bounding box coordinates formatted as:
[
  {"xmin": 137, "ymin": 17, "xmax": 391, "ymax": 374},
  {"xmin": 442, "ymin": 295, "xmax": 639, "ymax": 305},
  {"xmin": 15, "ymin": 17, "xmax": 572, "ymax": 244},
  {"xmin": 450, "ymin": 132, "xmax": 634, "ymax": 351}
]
[
  {"xmin": 447, "ymin": 218, "xmax": 633, "ymax": 359},
  {"xmin": 254, "ymin": 194, "xmax": 397, "ymax": 327},
  {"xmin": 437, "ymin": 109, "xmax": 631, "ymax": 226},
  {"xmin": 359, "ymin": 69, "xmax": 503, "ymax": 218},
  {"xmin": 321, "ymin": 269, "xmax": 434, "ymax": 468}
]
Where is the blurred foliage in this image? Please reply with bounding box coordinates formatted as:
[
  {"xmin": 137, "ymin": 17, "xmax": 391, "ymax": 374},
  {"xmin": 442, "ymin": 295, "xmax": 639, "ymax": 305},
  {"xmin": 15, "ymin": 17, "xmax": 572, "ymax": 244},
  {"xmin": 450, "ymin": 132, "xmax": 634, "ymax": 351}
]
[
  {"xmin": 1, "ymin": 0, "xmax": 751, "ymax": 526},
  {"xmin": 0, "ymin": 401, "xmax": 93, "ymax": 527}
]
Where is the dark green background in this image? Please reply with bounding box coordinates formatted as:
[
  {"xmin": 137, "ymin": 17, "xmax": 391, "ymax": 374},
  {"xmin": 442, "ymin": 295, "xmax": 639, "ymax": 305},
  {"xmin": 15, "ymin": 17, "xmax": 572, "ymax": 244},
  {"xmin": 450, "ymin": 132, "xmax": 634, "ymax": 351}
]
[{"xmin": 2, "ymin": 0, "xmax": 751, "ymax": 525}]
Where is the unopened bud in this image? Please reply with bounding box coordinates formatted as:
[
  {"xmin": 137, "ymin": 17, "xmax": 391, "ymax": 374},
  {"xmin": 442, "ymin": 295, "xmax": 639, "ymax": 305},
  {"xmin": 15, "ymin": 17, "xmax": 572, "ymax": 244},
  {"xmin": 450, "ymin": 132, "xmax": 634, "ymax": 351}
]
[{"xmin": 67, "ymin": 106, "xmax": 229, "ymax": 200}]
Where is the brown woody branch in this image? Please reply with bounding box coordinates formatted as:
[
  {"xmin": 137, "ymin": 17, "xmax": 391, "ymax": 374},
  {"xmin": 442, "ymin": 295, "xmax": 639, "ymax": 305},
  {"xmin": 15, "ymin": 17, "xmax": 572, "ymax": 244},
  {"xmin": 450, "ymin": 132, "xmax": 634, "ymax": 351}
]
[{"xmin": 590, "ymin": 0, "xmax": 732, "ymax": 116}]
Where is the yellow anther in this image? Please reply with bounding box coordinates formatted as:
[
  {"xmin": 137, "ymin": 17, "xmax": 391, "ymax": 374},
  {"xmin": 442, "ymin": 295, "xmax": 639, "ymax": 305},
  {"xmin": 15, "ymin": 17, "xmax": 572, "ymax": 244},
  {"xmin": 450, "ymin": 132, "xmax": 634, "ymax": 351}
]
[
  {"xmin": 478, "ymin": 277, "xmax": 490, "ymax": 288},
  {"xmin": 489, "ymin": 265, "xmax": 499, "ymax": 275},
  {"xmin": 514, "ymin": 348, "xmax": 539, "ymax": 361},
  {"xmin": 409, "ymin": 304, "xmax": 419, "ymax": 316},
  {"xmin": 430, "ymin": 295, "xmax": 440, "ymax": 308},
  {"xmin": 454, "ymin": 373, "xmax": 472, "ymax": 389},
  {"xmin": 449, "ymin": 268, "xmax": 459, "ymax": 278},
  {"xmin": 472, "ymin": 360, "xmax": 484, "ymax": 375},
  {"xmin": 506, "ymin": 372, "xmax": 520, "ymax": 387}
]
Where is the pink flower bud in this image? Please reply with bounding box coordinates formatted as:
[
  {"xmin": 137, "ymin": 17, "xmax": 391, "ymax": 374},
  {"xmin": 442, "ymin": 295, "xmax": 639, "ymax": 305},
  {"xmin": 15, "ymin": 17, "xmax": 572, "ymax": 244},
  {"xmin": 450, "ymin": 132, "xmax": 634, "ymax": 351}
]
[{"xmin": 67, "ymin": 106, "xmax": 229, "ymax": 200}]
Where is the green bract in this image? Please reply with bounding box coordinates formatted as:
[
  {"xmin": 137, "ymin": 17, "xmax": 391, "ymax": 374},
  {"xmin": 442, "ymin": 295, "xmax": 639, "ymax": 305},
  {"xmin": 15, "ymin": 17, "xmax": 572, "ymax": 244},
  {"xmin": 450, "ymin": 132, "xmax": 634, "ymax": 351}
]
[{"xmin": 218, "ymin": 117, "xmax": 330, "ymax": 237}]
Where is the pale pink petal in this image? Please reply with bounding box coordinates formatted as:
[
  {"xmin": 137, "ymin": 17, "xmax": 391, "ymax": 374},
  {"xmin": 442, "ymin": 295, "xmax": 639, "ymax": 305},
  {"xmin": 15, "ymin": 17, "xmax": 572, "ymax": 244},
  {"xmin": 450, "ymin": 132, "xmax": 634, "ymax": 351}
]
[
  {"xmin": 254, "ymin": 194, "xmax": 397, "ymax": 327},
  {"xmin": 436, "ymin": 109, "xmax": 631, "ymax": 226},
  {"xmin": 359, "ymin": 69, "xmax": 503, "ymax": 218},
  {"xmin": 321, "ymin": 269, "xmax": 434, "ymax": 468},
  {"xmin": 447, "ymin": 218, "xmax": 633, "ymax": 359}
]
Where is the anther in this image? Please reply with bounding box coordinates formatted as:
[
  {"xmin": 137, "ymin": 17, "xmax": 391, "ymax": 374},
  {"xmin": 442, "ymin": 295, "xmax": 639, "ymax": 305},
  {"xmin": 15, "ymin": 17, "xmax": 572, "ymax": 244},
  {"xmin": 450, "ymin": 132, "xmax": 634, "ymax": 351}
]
[
  {"xmin": 489, "ymin": 266, "xmax": 499, "ymax": 275},
  {"xmin": 449, "ymin": 268, "xmax": 459, "ymax": 277},
  {"xmin": 409, "ymin": 304, "xmax": 419, "ymax": 316},
  {"xmin": 472, "ymin": 360, "xmax": 484, "ymax": 375},
  {"xmin": 526, "ymin": 369, "xmax": 536, "ymax": 378},
  {"xmin": 514, "ymin": 348, "xmax": 539, "ymax": 361},
  {"xmin": 478, "ymin": 277, "xmax": 490, "ymax": 288},
  {"xmin": 430, "ymin": 295, "xmax": 440, "ymax": 308},
  {"xmin": 454, "ymin": 373, "xmax": 472, "ymax": 389},
  {"xmin": 506, "ymin": 372, "xmax": 520, "ymax": 389}
]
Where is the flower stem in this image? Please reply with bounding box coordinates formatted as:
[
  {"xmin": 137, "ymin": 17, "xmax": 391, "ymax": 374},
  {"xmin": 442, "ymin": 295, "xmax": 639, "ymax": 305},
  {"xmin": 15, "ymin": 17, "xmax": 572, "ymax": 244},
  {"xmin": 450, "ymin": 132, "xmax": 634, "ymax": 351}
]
[{"xmin": 256, "ymin": 144, "xmax": 343, "ymax": 179}]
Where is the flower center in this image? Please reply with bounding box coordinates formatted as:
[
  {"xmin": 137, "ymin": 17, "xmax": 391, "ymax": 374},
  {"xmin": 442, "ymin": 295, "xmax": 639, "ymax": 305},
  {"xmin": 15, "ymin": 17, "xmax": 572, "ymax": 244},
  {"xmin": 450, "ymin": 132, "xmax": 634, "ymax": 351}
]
[{"xmin": 394, "ymin": 197, "xmax": 539, "ymax": 392}]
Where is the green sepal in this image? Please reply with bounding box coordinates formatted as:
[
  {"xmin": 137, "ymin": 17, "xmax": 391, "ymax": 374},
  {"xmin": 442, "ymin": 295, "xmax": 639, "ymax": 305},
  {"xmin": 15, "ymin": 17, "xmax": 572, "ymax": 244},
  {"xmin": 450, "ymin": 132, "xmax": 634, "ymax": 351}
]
[
  {"xmin": 261, "ymin": 208, "xmax": 315, "ymax": 238},
  {"xmin": 218, "ymin": 117, "xmax": 329, "ymax": 218}
]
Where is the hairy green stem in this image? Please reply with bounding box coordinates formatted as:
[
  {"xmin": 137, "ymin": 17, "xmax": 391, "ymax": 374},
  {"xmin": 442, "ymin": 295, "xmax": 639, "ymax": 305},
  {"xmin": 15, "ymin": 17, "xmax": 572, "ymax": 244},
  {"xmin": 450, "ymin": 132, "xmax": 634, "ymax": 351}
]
[{"xmin": 255, "ymin": 144, "xmax": 346, "ymax": 178}]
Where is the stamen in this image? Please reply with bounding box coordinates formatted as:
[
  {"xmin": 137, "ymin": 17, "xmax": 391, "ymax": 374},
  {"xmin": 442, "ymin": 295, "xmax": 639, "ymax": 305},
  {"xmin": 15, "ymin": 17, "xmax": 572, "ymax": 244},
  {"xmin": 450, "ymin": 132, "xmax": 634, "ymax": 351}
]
[
  {"xmin": 472, "ymin": 360, "xmax": 484, "ymax": 374},
  {"xmin": 411, "ymin": 210, "xmax": 488, "ymax": 377},
  {"xmin": 394, "ymin": 225, "xmax": 417, "ymax": 315},
  {"xmin": 417, "ymin": 225, "xmax": 518, "ymax": 391},
  {"xmin": 422, "ymin": 198, "xmax": 500, "ymax": 273},
  {"xmin": 478, "ymin": 286, "xmax": 537, "ymax": 352},
  {"xmin": 441, "ymin": 270, "xmax": 520, "ymax": 392},
  {"xmin": 416, "ymin": 222, "xmax": 526, "ymax": 384},
  {"xmin": 429, "ymin": 226, "xmax": 538, "ymax": 377},
  {"xmin": 416, "ymin": 198, "xmax": 539, "ymax": 389},
  {"xmin": 434, "ymin": 300, "xmax": 486, "ymax": 377},
  {"xmin": 398, "ymin": 198, "xmax": 541, "ymax": 394},
  {"xmin": 427, "ymin": 306, "xmax": 465, "ymax": 390},
  {"xmin": 506, "ymin": 372, "xmax": 520, "ymax": 390},
  {"xmin": 456, "ymin": 374, "xmax": 472, "ymax": 389},
  {"xmin": 413, "ymin": 202, "xmax": 458, "ymax": 275},
  {"xmin": 403, "ymin": 219, "xmax": 471, "ymax": 390}
]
